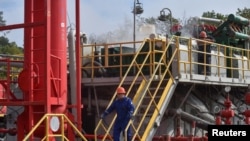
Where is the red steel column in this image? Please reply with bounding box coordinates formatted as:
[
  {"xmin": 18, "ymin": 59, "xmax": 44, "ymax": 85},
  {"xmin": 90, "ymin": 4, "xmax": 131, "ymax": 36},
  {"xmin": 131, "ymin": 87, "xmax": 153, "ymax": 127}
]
[{"xmin": 18, "ymin": 0, "xmax": 67, "ymax": 140}]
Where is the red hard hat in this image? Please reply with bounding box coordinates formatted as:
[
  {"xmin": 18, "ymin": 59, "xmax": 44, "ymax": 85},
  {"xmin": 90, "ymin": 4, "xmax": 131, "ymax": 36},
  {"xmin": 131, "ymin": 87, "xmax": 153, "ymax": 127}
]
[
  {"xmin": 199, "ymin": 31, "xmax": 207, "ymax": 38},
  {"xmin": 117, "ymin": 87, "xmax": 126, "ymax": 94}
]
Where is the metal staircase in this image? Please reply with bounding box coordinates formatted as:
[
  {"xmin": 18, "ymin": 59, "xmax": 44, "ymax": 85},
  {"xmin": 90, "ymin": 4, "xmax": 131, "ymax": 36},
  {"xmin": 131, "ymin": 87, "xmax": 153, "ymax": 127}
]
[
  {"xmin": 95, "ymin": 37, "xmax": 179, "ymax": 140},
  {"xmin": 128, "ymin": 74, "xmax": 178, "ymax": 141}
]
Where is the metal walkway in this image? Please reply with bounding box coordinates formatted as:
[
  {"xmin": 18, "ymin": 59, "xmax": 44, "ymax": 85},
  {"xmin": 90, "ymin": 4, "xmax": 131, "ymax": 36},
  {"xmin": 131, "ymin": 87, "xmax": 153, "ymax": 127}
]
[{"xmin": 90, "ymin": 36, "xmax": 250, "ymax": 140}]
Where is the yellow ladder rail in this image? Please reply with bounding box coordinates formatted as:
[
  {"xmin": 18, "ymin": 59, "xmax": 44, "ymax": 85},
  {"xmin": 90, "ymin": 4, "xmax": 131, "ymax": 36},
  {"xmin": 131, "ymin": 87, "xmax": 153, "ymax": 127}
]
[
  {"xmin": 94, "ymin": 39, "xmax": 151, "ymax": 141},
  {"xmin": 127, "ymin": 36, "xmax": 178, "ymax": 140},
  {"xmin": 23, "ymin": 113, "xmax": 88, "ymax": 141}
]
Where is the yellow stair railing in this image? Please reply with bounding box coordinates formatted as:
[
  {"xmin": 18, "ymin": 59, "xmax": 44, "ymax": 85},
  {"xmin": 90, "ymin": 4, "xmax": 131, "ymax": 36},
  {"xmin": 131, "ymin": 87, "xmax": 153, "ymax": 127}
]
[
  {"xmin": 93, "ymin": 35, "xmax": 250, "ymax": 140},
  {"xmin": 125, "ymin": 37, "xmax": 178, "ymax": 140},
  {"xmin": 95, "ymin": 37, "xmax": 179, "ymax": 140},
  {"xmin": 94, "ymin": 39, "xmax": 150, "ymax": 141},
  {"xmin": 23, "ymin": 113, "xmax": 88, "ymax": 141}
]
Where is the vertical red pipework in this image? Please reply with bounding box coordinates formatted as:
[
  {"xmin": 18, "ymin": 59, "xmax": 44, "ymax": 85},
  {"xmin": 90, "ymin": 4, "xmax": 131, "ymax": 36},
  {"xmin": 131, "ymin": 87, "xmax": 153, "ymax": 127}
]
[
  {"xmin": 17, "ymin": 0, "xmax": 38, "ymax": 139},
  {"xmin": 50, "ymin": 0, "xmax": 67, "ymax": 113},
  {"xmin": 220, "ymin": 96, "xmax": 234, "ymax": 125},
  {"xmin": 75, "ymin": 0, "xmax": 82, "ymax": 131},
  {"xmin": 190, "ymin": 121, "xmax": 195, "ymax": 141},
  {"xmin": 176, "ymin": 117, "xmax": 181, "ymax": 137},
  {"xmin": 242, "ymin": 110, "xmax": 250, "ymax": 124},
  {"xmin": 245, "ymin": 92, "xmax": 250, "ymax": 104},
  {"xmin": 0, "ymin": 84, "xmax": 7, "ymax": 115},
  {"xmin": 215, "ymin": 116, "xmax": 222, "ymax": 125},
  {"xmin": 18, "ymin": 0, "xmax": 67, "ymax": 139}
]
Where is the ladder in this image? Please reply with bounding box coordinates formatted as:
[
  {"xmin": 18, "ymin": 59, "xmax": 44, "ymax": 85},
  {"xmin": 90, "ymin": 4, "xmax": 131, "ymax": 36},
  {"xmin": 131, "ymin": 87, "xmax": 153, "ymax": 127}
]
[{"xmin": 95, "ymin": 37, "xmax": 179, "ymax": 140}]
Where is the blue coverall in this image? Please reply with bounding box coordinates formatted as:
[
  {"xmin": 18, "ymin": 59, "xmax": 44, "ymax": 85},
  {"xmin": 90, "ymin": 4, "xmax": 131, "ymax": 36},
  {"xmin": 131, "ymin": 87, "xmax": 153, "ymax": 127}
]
[{"xmin": 102, "ymin": 97, "xmax": 135, "ymax": 141}]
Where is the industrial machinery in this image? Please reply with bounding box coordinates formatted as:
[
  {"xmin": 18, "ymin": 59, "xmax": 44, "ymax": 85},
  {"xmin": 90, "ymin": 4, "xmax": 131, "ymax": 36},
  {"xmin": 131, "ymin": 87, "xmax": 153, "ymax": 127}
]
[
  {"xmin": 0, "ymin": 0, "xmax": 83, "ymax": 140},
  {"xmin": 0, "ymin": 0, "xmax": 250, "ymax": 141},
  {"xmin": 85, "ymin": 14, "xmax": 250, "ymax": 141}
]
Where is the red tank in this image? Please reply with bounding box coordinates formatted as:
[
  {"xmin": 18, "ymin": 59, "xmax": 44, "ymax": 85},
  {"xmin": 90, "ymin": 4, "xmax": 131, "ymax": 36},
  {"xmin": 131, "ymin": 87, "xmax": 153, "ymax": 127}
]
[{"xmin": 17, "ymin": 0, "xmax": 67, "ymax": 139}]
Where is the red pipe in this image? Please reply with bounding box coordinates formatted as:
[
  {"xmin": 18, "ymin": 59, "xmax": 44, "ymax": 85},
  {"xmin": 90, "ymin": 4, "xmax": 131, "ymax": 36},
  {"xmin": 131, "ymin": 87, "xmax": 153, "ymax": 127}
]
[
  {"xmin": 242, "ymin": 110, "xmax": 250, "ymax": 124},
  {"xmin": 0, "ymin": 128, "xmax": 17, "ymax": 136},
  {"xmin": 0, "ymin": 84, "xmax": 7, "ymax": 115},
  {"xmin": 215, "ymin": 95, "xmax": 235, "ymax": 125},
  {"xmin": 243, "ymin": 110, "xmax": 250, "ymax": 117},
  {"xmin": 83, "ymin": 134, "xmax": 208, "ymax": 141},
  {"xmin": 245, "ymin": 117, "xmax": 250, "ymax": 124},
  {"xmin": 191, "ymin": 121, "xmax": 196, "ymax": 136},
  {"xmin": 75, "ymin": 0, "xmax": 82, "ymax": 131},
  {"xmin": 215, "ymin": 116, "xmax": 221, "ymax": 125},
  {"xmin": 176, "ymin": 116, "xmax": 182, "ymax": 136},
  {"xmin": 17, "ymin": 0, "xmax": 68, "ymax": 140},
  {"xmin": 245, "ymin": 92, "xmax": 250, "ymax": 104}
]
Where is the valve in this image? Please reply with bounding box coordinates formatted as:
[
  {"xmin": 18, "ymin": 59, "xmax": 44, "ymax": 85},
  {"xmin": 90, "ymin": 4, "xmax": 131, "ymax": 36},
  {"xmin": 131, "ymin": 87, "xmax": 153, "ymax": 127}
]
[
  {"xmin": 213, "ymin": 92, "xmax": 235, "ymax": 125},
  {"xmin": 221, "ymin": 109, "xmax": 234, "ymax": 118},
  {"xmin": 215, "ymin": 116, "xmax": 222, "ymax": 125},
  {"xmin": 0, "ymin": 128, "xmax": 17, "ymax": 136},
  {"xmin": 221, "ymin": 96, "xmax": 234, "ymax": 124},
  {"xmin": 240, "ymin": 108, "xmax": 250, "ymax": 124}
]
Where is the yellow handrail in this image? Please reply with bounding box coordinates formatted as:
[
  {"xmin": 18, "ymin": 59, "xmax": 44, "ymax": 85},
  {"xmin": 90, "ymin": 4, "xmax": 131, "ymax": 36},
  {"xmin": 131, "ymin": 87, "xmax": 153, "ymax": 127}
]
[
  {"xmin": 91, "ymin": 36, "xmax": 250, "ymax": 140},
  {"xmin": 23, "ymin": 113, "xmax": 88, "ymax": 141},
  {"xmin": 82, "ymin": 36, "xmax": 250, "ymax": 80}
]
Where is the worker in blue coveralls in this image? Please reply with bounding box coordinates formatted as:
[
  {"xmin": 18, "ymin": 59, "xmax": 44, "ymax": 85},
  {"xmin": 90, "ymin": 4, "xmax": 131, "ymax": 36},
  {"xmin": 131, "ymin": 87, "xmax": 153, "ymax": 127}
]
[{"xmin": 101, "ymin": 86, "xmax": 135, "ymax": 141}]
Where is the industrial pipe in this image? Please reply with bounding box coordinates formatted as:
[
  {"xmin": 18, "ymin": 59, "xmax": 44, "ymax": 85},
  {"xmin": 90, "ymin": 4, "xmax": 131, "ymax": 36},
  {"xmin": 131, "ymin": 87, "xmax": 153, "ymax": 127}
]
[
  {"xmin": 167, "ymin": 109, "xmax": 212, "ymax": 130},
  {"xmin": 227, "ymin": 14, "xmax": 250, "ymax": 26},
  {"xmin": 191, "ymin": 17, "xmax": 224, "ymax": 24}
]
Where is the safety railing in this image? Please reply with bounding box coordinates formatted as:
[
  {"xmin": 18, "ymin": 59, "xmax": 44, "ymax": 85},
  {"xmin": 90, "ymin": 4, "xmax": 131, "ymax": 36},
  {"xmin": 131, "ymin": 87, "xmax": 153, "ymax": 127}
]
[
  {"xmin": 94, "ymin": 37, "xmax": 180, "ymax": 140},
  {"xmin": 81, "ymin": 36, "xmax": 250, "ymax": 82},
  {"xmin": 124, "ymin": 37, "xmax": 178, "ymax": 140},
  {"xmin": 175, "ymin": 36, "xmax": 250, "ymax": 80},
  {"xmin": 23, "ymin": 113, "xmax": 88, "ymax": 141},
  {"xmin": 81, "ymin": 40, "xmax": 144, "ymax": 79},
  {"xmin": 93, "ymin": 39, "xmax": 149, "ymax": 140},
  {"xmin": 0, "ymin": 55, "xmax": 23, "ymax": 103},
  {"xmin": 90, "ymin": 36, "xmax": 250, "ymax": 140},
  {"xmin": 0, "ymin": 56, "xmax": 23, "ymax": 80},
  {"xmin": 0, "ymin": 58, "xmax": 24, "ymax": 105}
]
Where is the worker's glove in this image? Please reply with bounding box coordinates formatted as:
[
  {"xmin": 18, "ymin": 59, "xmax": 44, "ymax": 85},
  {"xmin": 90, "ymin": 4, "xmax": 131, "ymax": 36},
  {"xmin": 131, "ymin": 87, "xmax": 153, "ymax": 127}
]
[
  {"xmin": 100, "ymin": 111, "xmax": 108, "ymax": 119},
  {"xmin": 100, "ymin": 114, "xmax": 105, "ymax": 119},
  {"xmin": 128, "ymin": 112, "xmax": 134, "ymax": 120},
  {"xmin": 130, "ymin": 115, "xmax": 135, "ymax": 120}
]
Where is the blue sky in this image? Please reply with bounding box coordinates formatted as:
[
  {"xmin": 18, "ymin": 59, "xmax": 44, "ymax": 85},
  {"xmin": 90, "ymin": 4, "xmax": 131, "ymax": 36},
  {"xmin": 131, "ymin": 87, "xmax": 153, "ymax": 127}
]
[{"xmin": 0, "ymin": 0, "xmax": 249, "ymax": 47}]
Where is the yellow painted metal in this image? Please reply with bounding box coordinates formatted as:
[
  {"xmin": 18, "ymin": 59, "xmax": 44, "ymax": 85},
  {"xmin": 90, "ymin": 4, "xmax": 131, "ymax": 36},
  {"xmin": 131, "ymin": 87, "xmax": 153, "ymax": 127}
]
[
  {"xmin": 94, "ymin": 40, "xmax": 150, "ymax": 141},
  {"xmin": 130, "ymin": 37, "xmax": 177, "ymax": 140},
  {"xmin": 92, "ymin": 36, "xmax": 250, "ymax": 140},
  {"xmin": 141, "ymin": 78, "xmax": 174, "ymax": 140},
  {"xmin": 132, "ymin": 79, "xmax": 147, "ymax": 107},
  {"xmin": 23, "ymin": 114, "xmax": 88, "ymax": 141}
]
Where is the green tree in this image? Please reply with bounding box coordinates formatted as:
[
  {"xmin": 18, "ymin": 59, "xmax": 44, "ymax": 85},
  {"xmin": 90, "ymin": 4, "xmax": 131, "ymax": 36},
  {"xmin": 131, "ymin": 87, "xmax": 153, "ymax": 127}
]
[
  {"xmin": 0, "ymin": 11, "xmax": 23, "ymax": 55},
  {"xmin": 88, "ymin": 8, "xmax": 250, "ymax": 44},
  {"xmin": 202, "ymin": 8, "xmax": 250, "ymax": 21},
  {"xmin": 202, "ymin": 10, "xmax": 226, "ymax": 19},
  {"xmin": 0, "ymin": 36, "xmax": 23, "ymax": 55},
  {"xmin": 236, "ymin": 7, "xmax": 250, "ymax": 19},
  {"xmin": 202, "ymin": 10, "xmax": 227, "ymax": 23},
  {"xmin": 0, "ymin": 11, "xmax": 6, "ymax": 26}
]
